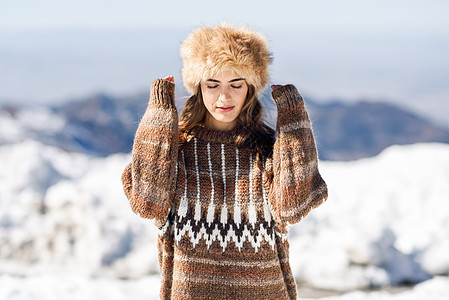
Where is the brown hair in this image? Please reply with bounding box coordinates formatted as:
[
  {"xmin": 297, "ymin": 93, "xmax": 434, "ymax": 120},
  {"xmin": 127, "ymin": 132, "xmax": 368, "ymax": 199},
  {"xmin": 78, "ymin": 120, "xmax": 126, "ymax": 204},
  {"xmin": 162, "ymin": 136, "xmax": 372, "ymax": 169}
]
[{"xmin": 179, "ymin": 84, "xmax": 274, "ymax": 176}]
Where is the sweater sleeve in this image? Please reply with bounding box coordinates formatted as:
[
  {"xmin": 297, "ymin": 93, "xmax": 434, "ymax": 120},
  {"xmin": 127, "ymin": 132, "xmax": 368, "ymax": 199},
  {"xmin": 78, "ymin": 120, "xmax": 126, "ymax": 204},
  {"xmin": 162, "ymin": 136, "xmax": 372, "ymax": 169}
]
[
  {"xmin": 121, "ymin": 79, "xmax": 179, "ymax": 229},
  {"xmin": 268, "ymin": 84, "xmax": 328, "ymax": 229}
]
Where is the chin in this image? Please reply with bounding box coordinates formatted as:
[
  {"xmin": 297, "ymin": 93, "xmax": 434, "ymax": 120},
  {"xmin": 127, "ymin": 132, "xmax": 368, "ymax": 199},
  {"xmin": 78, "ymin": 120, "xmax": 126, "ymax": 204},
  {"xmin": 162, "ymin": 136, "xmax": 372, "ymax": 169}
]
[{"xmin": 213, "ymin": 114, "xmax": 236, "ymax": 123}]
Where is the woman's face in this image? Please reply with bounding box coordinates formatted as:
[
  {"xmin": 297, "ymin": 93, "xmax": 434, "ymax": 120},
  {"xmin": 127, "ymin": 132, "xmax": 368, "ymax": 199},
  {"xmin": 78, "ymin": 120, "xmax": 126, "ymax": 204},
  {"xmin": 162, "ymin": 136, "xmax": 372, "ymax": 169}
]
[{"xmin": 200, "ymin": 70, "xmax": 248, "ymax": 131}]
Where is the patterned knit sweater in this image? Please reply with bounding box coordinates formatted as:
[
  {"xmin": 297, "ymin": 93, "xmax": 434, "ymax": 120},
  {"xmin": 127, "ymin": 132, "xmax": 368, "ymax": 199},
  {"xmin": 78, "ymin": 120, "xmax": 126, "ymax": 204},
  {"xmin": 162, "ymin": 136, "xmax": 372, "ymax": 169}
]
[{"xmin": 121, "ymin": 79, "xmax": 328, "ymax": 300}]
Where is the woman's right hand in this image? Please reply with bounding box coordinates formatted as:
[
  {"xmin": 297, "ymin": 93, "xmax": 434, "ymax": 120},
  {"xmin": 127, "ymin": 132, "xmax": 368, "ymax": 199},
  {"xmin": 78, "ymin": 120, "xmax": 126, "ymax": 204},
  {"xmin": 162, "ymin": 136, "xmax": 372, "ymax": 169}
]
[
  {"xmin": 163, "ymin": 76, "xmax": 174, "ymax": 83},
  {"xmin": 271, "ymin": 84, "xmax": 282, "ymax": 91}
]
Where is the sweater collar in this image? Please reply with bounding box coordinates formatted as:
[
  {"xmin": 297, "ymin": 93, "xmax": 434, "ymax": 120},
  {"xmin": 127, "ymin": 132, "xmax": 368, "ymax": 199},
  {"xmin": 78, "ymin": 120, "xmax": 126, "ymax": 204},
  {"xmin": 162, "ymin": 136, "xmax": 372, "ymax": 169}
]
[{"xmin": 189, "ymin": 125, "xmax": 243, "ymax": 144}]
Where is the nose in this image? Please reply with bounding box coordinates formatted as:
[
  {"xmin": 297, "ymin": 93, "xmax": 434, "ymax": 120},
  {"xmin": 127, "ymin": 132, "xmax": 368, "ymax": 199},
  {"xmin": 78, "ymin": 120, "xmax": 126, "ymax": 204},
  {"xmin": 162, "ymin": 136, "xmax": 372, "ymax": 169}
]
[{"xmin": 218, "ymin": 87, "xmax": 231, "ymax": 102}]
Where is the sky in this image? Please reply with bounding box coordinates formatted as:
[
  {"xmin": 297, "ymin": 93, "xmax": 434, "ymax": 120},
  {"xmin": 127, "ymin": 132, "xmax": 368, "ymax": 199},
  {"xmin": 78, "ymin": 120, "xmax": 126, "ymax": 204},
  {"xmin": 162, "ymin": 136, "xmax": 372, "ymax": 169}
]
[
  {"xmin": 1, "ymin": 0, "xmax": 448, "ymax": 34},
  {"xmin": 1, "ymin": 0, "xmax": 448, "ymax": 126}
]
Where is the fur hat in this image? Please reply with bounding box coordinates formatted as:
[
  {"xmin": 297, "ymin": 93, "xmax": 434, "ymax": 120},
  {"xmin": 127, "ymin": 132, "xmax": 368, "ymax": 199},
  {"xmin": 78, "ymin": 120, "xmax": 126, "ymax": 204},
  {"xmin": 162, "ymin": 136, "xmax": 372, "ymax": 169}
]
[{"xmin": 180, "ymin": 24, "xmax": 272, "ymax": 96}]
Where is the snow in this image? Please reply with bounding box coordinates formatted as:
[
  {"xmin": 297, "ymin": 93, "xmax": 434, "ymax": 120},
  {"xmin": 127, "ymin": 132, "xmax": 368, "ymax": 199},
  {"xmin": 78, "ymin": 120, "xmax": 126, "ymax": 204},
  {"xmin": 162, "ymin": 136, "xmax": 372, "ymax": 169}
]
[
  {"xmin": 292, "ymin": 143, "xmax": 449, "ymax": 290},
  {"xmin": 0, "ymin": 274, "xmax": 448, "ymax": 300},
  {"xmin": 301, "ymin": 277, "xmax": 449, "ymax": 300},
  {"xmin": 0, "ymin": 273, "xmax": 161, "ymax": 300},
  {"xmin": 0, "ymin": 140, "xmax": 159, "ymax": 278},
  {"xmin": 1, "ymin": 141, "xmax": 449, "ymax": 298},
  {"xmin": 0, "ymin": 107, "xmax": 66, "ymax": 145}
]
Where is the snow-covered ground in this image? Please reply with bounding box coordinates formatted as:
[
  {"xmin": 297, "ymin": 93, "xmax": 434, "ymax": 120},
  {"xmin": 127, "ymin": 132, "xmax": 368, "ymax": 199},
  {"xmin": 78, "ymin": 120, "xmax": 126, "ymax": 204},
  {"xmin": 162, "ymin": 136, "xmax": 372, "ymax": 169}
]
[
  {"xmin": 0, "ymin": 273, "xmax": 161, "ymax": 300},
  {"xmin": 1, "ymin": 274, "xmax": 448, "ymax": 300},
  {"xmin": 302, "ymin": 277, "xmax": 449, "ymax": 300},
  {"xmin": 1, "ymin": 141, "xmax": 449, "ymax": 298},
  {"xmin": 290, "ymin": 143, "xmax": 449, "ymax": 290}
]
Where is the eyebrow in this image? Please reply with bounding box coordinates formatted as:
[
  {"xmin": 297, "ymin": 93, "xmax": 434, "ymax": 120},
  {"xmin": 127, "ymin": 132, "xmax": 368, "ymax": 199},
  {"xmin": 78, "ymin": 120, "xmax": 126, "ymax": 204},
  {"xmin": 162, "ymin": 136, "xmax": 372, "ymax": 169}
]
[{"xmin": 206, "ymin": 78, "xmax": 245, "ymax": 83}]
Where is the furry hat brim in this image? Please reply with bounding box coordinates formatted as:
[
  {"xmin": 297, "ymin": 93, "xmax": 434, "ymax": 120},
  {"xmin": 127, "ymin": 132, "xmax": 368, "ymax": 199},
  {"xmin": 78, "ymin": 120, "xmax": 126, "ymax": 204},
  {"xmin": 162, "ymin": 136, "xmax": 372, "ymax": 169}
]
[{"xmin": 180, "ymin": 24, "xmax": 272, "ymax": 96}]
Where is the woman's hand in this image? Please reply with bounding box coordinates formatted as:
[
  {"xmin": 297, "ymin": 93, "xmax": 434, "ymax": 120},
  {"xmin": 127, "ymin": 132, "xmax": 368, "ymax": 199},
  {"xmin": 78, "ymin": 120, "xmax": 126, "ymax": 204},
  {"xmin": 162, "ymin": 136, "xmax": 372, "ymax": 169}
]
[
  {"xmin": 163, "ymin": 76, "xmax": 174, "ymax": 83},
  {"xmin": 271, "ymin": 84, "xmax": 282, "ymax": 91}
]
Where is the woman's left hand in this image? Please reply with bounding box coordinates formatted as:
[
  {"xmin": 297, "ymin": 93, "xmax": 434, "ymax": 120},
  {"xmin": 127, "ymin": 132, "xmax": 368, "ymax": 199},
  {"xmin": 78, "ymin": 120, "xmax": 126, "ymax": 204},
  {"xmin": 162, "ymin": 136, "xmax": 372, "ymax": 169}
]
[{"xmin": 163, "ymin": 76, "xmax": 174, "ymax": 83}]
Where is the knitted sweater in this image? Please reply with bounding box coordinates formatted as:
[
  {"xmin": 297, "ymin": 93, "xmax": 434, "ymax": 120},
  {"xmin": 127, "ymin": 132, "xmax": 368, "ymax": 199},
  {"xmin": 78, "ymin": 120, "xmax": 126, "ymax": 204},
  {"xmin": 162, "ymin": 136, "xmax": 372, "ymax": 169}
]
[{"xmin": 121, "ymin": 79, "xmax": 328, "ymax": 300}]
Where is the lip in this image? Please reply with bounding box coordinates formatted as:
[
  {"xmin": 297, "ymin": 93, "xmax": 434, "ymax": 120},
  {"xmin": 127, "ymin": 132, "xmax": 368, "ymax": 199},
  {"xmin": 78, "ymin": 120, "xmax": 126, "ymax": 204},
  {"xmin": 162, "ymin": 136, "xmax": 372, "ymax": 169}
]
[{"xmin": 217, "ymin": 106, "xmax": 234, "ymax": 112}]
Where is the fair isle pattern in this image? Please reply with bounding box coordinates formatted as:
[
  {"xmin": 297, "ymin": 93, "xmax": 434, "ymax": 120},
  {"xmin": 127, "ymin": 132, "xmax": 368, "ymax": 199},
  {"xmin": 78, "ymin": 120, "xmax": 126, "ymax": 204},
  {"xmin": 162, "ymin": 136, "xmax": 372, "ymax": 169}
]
[
  {"xmin": 234, "ymin": 147, "xmax": 241, "ymax": 227},
  {"xmin": 220, "ymin": 144, "xmax": 228, "ymax": 225},
  {"xmin": 262, "ymin": 158, "xmax": 272, "ymax": 224},
  {"xmin": 206, "ymin": 142, "xmax": 215, "ymax": 225},
  {"xmin": 177, "ymin": 151, "xmax": 188, "ymax": 221},
  {"xmin": 248, "ymin": 152, "xmax": 257, "ymax": 228},
  {"xmin": 171, "ymin": 140, "xmax": 278, "ymax": 252},
  {"xmin": 194, "ymin": 137, "xmax": 201, "ymax": 225},
  {"xmin": 121, "ymin": 79, "xmax": 328, "ymax": 300}
]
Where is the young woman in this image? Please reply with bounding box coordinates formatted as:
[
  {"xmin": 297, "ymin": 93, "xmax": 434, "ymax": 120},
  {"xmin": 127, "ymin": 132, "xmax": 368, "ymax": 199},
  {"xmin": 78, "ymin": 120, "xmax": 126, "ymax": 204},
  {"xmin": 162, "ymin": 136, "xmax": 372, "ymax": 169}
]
[{"xmin": 121, "ymin": 24, "xmax": 328, "ymax": 300}]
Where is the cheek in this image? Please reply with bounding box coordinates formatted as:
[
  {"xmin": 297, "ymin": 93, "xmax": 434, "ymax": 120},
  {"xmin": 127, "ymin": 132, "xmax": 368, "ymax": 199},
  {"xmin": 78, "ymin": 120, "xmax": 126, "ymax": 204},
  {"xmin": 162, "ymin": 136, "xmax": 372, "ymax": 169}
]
[
  {"xmin": 201, "ymin": 89, "xmax": 215, "ymax": 108},
  {"xmin": 234, "ymin": 90, "xmax": 248, "ymax": 107},
  {"xmin": 203, "ymin": 97, "xmax": 220, "ymax": 117}
]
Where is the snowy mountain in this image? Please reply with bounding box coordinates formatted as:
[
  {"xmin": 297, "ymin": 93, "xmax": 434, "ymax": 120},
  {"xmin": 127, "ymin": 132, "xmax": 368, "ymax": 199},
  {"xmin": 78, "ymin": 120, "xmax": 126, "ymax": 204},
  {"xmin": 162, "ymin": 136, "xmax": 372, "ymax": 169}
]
[
  {"xmin": 306, "ymin": 101, "xmax": 449, "ymax": 160},
  {"xmin": 1, "ymin": 91, "xmax": 449, "ymax": 161},
  {"xmin": 1, "ymin": 141, "xmax": 448, "ymax": 293},
  {"xmin": 0, "ymin": 93, "xmax": 147, "ymax": 156}
]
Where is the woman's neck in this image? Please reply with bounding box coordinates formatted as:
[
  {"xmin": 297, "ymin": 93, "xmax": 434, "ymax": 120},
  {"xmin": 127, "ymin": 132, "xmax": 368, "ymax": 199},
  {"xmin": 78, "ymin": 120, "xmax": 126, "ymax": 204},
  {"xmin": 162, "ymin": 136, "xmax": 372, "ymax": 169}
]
[{"xmin": 204, "ymin": 113, "xmax": 237, "ymax": 132}]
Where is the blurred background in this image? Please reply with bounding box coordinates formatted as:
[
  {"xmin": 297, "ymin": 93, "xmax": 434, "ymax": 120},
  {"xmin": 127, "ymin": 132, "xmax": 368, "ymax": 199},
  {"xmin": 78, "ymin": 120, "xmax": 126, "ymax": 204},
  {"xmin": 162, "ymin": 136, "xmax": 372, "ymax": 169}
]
[{"xmin": 1, "ymin": 0, "xmax": 449, "ymax": 299}]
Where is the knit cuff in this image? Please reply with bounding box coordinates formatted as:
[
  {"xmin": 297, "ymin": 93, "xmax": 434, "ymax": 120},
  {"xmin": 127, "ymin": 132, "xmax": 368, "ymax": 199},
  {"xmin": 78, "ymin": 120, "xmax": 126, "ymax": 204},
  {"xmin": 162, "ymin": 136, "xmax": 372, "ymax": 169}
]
[
  {"xmin": 271, "ymin": 84, "xmax": 304, "ymax": 111},
  {"xmin": 149, "ymin": 79, "xmax": 176, "ymax": 109}
]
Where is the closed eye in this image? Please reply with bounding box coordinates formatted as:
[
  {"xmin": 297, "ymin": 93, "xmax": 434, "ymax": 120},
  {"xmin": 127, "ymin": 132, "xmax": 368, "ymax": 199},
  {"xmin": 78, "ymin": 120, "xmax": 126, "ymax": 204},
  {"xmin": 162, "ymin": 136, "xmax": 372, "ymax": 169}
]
[
  {"xmin": 207, "ymin": 85, "xmax": 219, "ymax": 89},
  {"xmin": 231, "ymin": 85, "xmax": 242, "ymax": 89}
]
